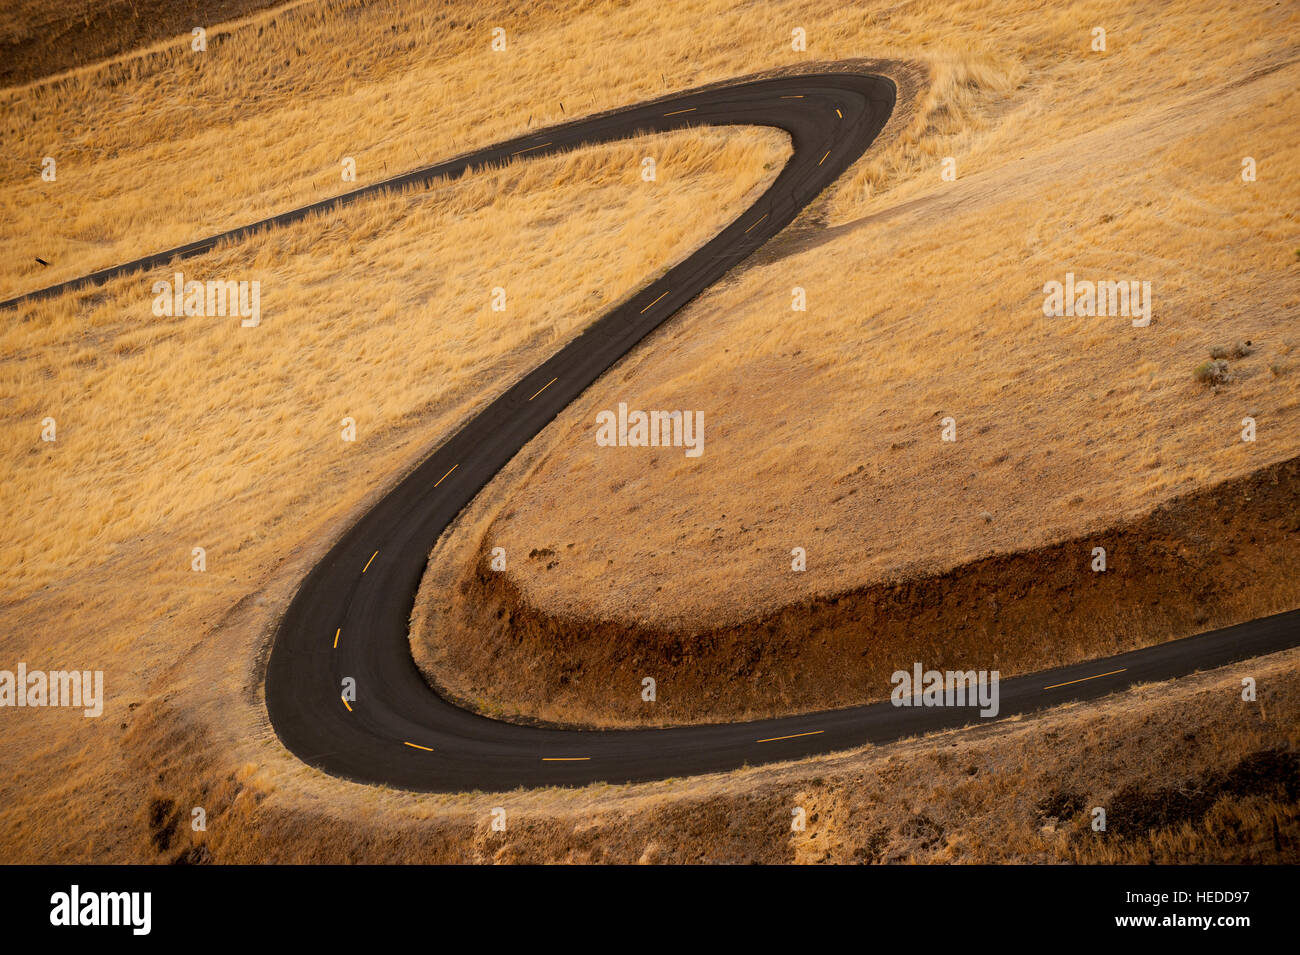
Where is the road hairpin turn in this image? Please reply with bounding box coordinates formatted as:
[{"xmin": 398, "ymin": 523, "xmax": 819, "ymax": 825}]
[{"xmin": 10, "ymin": 70, "xmax": 1297, "ymax": 793}]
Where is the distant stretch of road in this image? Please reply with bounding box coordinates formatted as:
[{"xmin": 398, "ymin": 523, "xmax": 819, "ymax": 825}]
[{"xmin": 9, "ymin": 70, "xmax": 1297, "ymax": 792}]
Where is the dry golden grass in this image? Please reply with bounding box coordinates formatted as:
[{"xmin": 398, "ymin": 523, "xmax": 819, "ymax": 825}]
[
  {"xmin": 17, "ymin": 0, "xmax": 1283, "ymax": 299},
  {"xmin": 1, "ymin": 127, "xmax": 787, "ymax": 600},
  {"xmin": 0, "ymin": 0, "xmax": 1296, "ymax": 863}
]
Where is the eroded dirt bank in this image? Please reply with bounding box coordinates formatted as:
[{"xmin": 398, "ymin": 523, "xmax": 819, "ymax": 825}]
[{"xmin": 413, "ymin": 456, "xmax": 1300, "ymax": 728}]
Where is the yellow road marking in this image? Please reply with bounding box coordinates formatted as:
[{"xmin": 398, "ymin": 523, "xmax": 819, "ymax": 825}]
[
  {"xmin": 511, "ymin": 141, "xmax": 551, "ymax": 156},
  {"xmin": 836, "ymin": 108, "xmax": 843, "ymax": 119},
  {"xmin": 433, "ymin": 464, "xmax": 458, "ymax": 487},
  {"xmin": 639, "ymin": 290, "xmax": 669, "ymax": 314},
  {"xmin": 744, "ymin": 213, "xmax": 768, "ymax": 234},
  {"xmin": 341, "ymin": 696, "xmax": 352, "ymax": 712},
  {"xmin": 1043, "ymin": 668, "xmax": 1127, "ymax": 690},
  {"xmin": 333, "ymin": 628, "xmax": 340, "ymax": 649},
  {"xmin": 542, "ymin": 757, "xmax": 590, "ymax": 761},
  {"xmin": 529, "ymin": 377, "xmax": 558, "ymax": 401},
  {"xmin": 664, "ymin": 107, "xmax": 696, "ymax": 116},
  {"xmin": 362, "ymin": 550, "xmax": 378, "ymax": 573},
  {"xmin": 403, "ymin": 741, "xmax": 434, "ymax": 752},
  {"xmin": 780, "ymin": 95, "xmax": 804, "ymax": 99},
  {"xmin": 756, "ymin": 730, "xmax": 824, "ymax": 743},
  {"xmin": 819, "ymin": 149, "xmax": 831, "ymax": 166}
]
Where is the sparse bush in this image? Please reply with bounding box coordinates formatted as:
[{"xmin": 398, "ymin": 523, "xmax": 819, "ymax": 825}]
[
  {"xmin": 1210, "ymin": 340, "xmax": 1253, "ymax": 360},
  {"xmin": 1038, "ymin": 787, "xmax": 1086, "ymax": 820},
  {"xmin": 1194, "ymin": 359, "xmax": 1230, "ymax": 385},
  {"xmin": 900, "ymin": 812, "xmax": 944, "ymax": 849}
]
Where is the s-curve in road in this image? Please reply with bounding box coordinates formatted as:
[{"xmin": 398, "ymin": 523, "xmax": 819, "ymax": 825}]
[{"xmin": 11, "ymin": 70, "xmax": 1298, "ymax": 793}]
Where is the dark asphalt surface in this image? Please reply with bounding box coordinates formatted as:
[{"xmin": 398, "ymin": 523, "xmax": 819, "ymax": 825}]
[{"xmin": 10, "ymin": 71, "xmax": 1297, "ymax": 793}]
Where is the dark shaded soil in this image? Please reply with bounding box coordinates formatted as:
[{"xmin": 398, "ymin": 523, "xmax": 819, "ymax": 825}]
[
  {"xmin": 1102, "ymin": 748, "xmax": 1300, "ymax": 837},
  {"xmin": 1, "ymin": 0, "xmax": 285, "ymax": 87}
]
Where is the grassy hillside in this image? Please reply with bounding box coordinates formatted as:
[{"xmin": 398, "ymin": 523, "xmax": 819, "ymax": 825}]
[
  {"xmin": 0, "ymin": 0, "xmax": 1295, "ymax": 862},
  {"xmin": 412, "ymin": 0, "xmax": 1300, "ymax": 726}
]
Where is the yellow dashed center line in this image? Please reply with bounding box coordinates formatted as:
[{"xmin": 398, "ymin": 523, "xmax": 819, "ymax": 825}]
[
  {"xmin": 780, "ymin": 95, "xmax": 804, "ymax": 99},
  {"xmin": 511, "ymin": 141, "xmax": 551, "ymax": 156},
  {"xmin": 341, "ymin": 696, "xmax": 352, "ymax": 712},
  {"xmin": 744, "ymin": 213, "xmax": 768, "ymax": 234},
  {"xmin": 639, "ymin": 290, "xmax": 669, "ymax": 314},
  {"xmin": 1043, "ymin": 668, "xmax": 1127, "ymax": 691},
  {"xmin": 542, "ymin": 757, "xmax": 591, "ymax": 761},
  {"xmin": 835, "ymin": 107, "xmax": 843, "ymax": 119},
  {"xmin": 529, "ymin": 377, "xmax": 558, "ymax": 401},
  {"xmin": 818, "ymin": 149, "xmax": 831, "ymax": 166},
  {"xmin": 433, "ymin": 464, "xmax": 458, "ymax": 488},
  {"xmin": 362, "ymin": 550, "xmax": 378, "ymax": 573},
  {"xmin": 333, "ymin": 628, "xmax": 340, "ymax": 649},
  {"xmin": 756, "ymin": 730, "xmax": 824, "ymax": 743},
  {"xmin": 664, "ymin": 107, "xmax": 696, "ymax": 116},
  {"xmin": 403, "ymin": 741, "xmax": 434, "ymax": 752}
]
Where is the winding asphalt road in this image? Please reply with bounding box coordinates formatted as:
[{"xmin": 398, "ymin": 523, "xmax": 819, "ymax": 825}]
[{"xmin": 8, "ymin": 70, "xmax": 1298, "ymax": 792}]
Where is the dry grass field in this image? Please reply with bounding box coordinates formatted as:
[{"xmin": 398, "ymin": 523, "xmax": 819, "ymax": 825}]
[
  {"xmin": 0, "ymin": 0, "xmax": 1295, "ymax": 863},
  {"xmin": 1, "ymin": 126, "xmax": 788, "ymax": 601}
]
